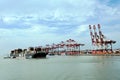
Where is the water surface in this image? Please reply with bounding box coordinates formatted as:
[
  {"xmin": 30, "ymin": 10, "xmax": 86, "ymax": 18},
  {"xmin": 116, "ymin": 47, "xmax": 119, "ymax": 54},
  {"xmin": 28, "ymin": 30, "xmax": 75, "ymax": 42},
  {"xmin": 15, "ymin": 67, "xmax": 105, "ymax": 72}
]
[{"xmin": 0, "ymin": 56, "xmax": 120, "ymax": 80}]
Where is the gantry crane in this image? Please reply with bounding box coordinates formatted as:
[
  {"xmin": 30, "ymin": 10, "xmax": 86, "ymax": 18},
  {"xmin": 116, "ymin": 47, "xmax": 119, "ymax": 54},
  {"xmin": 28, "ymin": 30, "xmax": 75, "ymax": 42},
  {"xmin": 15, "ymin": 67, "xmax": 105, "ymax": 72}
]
[{"xmin": 89, "ymin": 24, "xmax": 116, "ymax": 54}]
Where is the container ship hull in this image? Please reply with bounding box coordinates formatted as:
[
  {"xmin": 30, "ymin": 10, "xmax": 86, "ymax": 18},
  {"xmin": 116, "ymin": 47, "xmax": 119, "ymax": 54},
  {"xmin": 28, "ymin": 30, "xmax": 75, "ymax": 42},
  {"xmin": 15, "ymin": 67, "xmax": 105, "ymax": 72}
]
[{"xmin": 25, "ymin": 52, "xmax": 48, "ymax": 59}]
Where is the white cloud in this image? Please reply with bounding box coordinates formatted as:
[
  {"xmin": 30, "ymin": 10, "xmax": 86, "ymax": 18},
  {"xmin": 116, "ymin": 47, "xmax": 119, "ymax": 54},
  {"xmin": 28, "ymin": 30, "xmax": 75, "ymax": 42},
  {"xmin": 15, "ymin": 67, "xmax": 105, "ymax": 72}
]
[
  {"xmin": 1, "ymin": 16, "xmax": 19, "ymax": 24},
  {"xmin": 0, "ymin": 0, "xmax": 120, "ymax": 54},
  {"xmin": 75, "ymin": 25, "xmax": 88, "ymax": 34},
  {"xmin": 0, "ymin": 0, "xmax": 97, "ymax": 23},
  {"xmin": 66, "ymin": 24, "xmax": 89, "ymax": 38},
  {"xmin": 93, "ymin": 1, "xmax": 120, "ymax": 22},
  {"xmin": 0, "ymin": 25, "xmax": 58, "ymax": 54}
]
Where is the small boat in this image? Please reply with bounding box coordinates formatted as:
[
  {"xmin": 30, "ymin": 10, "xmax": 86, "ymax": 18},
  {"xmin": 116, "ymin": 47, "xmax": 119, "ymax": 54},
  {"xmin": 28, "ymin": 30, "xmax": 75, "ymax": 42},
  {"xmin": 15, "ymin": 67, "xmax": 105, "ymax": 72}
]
[
  {"xmin": 4, "ymin": 54, "xmax": 11, "ymax": 59},
  {"xmin": 4, "ymin": 56, "xmax": 11, "ymax": 59}
]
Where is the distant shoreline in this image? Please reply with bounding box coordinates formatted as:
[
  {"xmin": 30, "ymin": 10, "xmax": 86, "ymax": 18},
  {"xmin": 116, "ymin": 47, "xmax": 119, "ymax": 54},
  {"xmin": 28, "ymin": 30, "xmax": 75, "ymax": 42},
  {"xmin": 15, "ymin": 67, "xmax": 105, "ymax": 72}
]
[
  {"xmin": 78, "ymin": 53, "xmax": 120, "ymax": 56},
  {"xmin": 3, "ymin": 53, "xmax": 120, "ymax": 59}
]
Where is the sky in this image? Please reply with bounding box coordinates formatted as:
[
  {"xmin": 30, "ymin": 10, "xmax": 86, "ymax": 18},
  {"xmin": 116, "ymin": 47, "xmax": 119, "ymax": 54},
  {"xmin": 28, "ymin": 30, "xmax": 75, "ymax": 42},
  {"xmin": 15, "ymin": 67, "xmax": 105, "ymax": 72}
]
[{"xmin": 0, "ymin": 0, "xmax": 120, "ymax": 55}]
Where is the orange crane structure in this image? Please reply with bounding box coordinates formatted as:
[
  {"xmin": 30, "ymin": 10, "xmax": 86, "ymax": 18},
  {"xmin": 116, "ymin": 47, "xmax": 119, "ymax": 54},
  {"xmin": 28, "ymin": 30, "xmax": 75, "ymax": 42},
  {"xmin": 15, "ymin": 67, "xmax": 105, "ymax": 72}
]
[
  {"xmin": 41, "ymin": 39, "xmax": 84, "ymax": 55},
  {"xmin": 89, "ymin": 24, "xmax": 116, "ymax": 54}
]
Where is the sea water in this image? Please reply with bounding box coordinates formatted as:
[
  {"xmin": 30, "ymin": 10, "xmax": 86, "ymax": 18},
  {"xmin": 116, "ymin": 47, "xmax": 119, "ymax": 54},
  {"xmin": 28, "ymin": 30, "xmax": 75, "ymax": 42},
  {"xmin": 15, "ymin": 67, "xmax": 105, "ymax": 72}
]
[{"xmin": 0, "ymin": 56, "xmax": 120, "ymax": 80}]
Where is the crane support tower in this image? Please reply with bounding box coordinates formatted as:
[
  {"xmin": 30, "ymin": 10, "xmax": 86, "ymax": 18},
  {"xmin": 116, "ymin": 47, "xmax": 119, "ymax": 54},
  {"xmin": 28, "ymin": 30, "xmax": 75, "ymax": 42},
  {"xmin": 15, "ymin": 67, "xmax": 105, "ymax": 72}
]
[{"xmin": 89, "ymin": 24, "xmax": 116, "ymax": 54}]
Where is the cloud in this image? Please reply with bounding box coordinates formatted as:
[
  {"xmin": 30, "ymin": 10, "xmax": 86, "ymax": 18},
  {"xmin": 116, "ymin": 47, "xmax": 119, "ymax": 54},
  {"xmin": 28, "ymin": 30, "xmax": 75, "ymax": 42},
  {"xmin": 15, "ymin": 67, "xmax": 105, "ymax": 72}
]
[
  {"xmin": 2, "ymin": 16, "xmax": 15, "ymax": 24},
  {"xmin": 75, "ymin": 25, "xmax": 88, "ymax": 34},
  {"xmin": 0, "ymin": 0, "xmax": 97, "ymax": 23},
  {"xmin": 87, "ymin": 0, "xmax": 120, "ymax": 24},
  {"xmin": 0, "ymin": 0, "xmax": 120, "ymax": 55}
]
